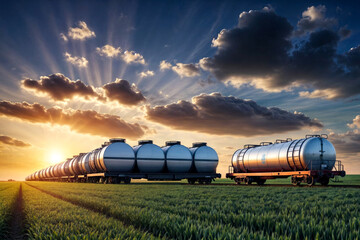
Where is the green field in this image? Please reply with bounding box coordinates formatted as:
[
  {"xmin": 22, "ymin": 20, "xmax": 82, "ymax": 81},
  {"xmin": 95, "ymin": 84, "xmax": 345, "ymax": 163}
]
[{"xmin": 0, "ymin": 179, "xmax": 359, "ymax": 239}]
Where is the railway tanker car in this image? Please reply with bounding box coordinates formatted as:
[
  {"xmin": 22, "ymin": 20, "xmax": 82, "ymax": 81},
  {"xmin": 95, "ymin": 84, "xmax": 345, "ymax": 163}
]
[
  {"xmin": 226, "ymin": 134, "xmax": 346, "ymax": 186},
  {"xmin": 26, "ymin": 139, "xmax": 221, "ymax": 184}
]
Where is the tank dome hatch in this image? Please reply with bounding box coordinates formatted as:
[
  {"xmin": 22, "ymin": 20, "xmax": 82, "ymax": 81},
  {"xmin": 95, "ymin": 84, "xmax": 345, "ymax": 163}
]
[
  {"xmin": 192, "ymin": 142, "xmax": 207, "ymax": 148},
  {"xmin": 138, "ymin": 140, "xmax": 153, "ymax": 145},
  {"xmin": 109, "ymin": 138, "xmax": 125, "ymax": 143},
  {"xmin": 166, "ymin": 141, "xmax": 181, "ymax": 146}
]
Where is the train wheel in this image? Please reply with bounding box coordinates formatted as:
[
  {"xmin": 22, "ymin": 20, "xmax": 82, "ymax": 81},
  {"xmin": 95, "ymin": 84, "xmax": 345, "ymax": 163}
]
[
  {"xmin": 291, "ymin": 176, "xmax": 300, "ymax": 186},
  {"xmin": 245, "ymin": 177, "xmax": 252, "ymax": 185},
  {"xmin": 235, "ymin": 178, "xmax": 241, "ymax": 185},
  {"xmin": 307, "ymin": 176, "xmax": 315, "ymax": 186},
  {"xmin": 188, "ymin": 179, "xmax": 195, "ymax": 184},
  {"xmin": 256, "ymin": 179, "xmax": 266, "ymax": 185},
  {"xmin": 198, "ymin": 179, "xmax": 204, "ymax": 184},
  {"xmin": 320, "ymin": 177, "xmax": 329, "ymax": 186},
  {"xmin": 124, "ymin": 178, "xmax": 131, "ymax": 184},
  {"xmin": 204, "ymin": 179, "xmax": 212, "ymax": 185}
]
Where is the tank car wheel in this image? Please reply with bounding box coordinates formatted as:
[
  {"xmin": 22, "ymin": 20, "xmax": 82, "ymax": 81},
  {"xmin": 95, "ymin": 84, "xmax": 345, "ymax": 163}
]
[
  {"xmin": 204, "ymin": 179, "xmax": 212, "ymax": 185},
  {"xmin": 198, "ymin": 179, "xmax": 204, "ymax": 184},
  {"xmin": 256, "ymin": 179, "xmax": 266, "ymax": 185},
  {"xmin": 320, "ymin": 177, "xmax": 329, "ymax": 186},
  {"xmin": 124, "ymin": 178, "xmax": 131, "ymax": 184},
  {"xmin": 244, "ymin": 177, "xmax": 252, "ymax": 185},
  {"xmin": 307, "ymin": 176, "xmax": 315, "ymax": 186},
  {"xmin": 235, "ymin": 178, "xmax": 241, "ymax": 185},
  {"xmin": 188, "ymin": 179, "xmax": 196, "ymax": 184}
]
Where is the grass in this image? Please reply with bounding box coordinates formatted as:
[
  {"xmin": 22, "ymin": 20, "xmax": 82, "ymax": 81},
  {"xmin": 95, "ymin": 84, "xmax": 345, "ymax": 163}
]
[
  {"xmin": 26, "ymin": 181, "xmax": 360, "ymax": 240},
  {"xmin": 0, "ymin": 182, "xmax": 20, "ymax": 238},
  {"xmin": 22, "ymin": 183, "xmax": 161, "ymax": 239}
]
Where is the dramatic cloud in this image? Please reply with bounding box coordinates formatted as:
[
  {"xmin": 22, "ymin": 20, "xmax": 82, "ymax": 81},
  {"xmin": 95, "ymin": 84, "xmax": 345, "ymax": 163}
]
[
  {"xmin": 200, "ymin": 7, "xmax": 293, "ymax": 84},
  {"xmin": 96, "ymin": 44, "xmax": 122, "ymax": 57},
  {"xmin": 67, "ymin": 21, "xmax": 96, "ymax": 40},
  {"xmin": 138, "ymin": 70, "xmax": 154, "ymax": 78},
  {"xmin": 172, "ymin": 63, "xmax": 200, "ymax": 77},
  {"xmin": 329, "ymin": 130, "xmax": 360, "ymax": 154},
  {"xmin": 200, "ymin": 7, "xmax": 360, "ymax": 99},
  {"xmin": 21, "ymin": 73, "xmax": 100, "ymax": 101},
  {"xmin": 146, "ymin": 92, "xmax": 322, "ymax": 136},
  {"xmin": 295, "ymin": 5, "xmax": 337, "ymax": 36},
  {"xmin": 103, "ymin": 79, "xmax": 146, "ymax": 105},
  {"xmin": 122, "ymin": 51, "xmax": 145, "ymax": 64},
  {"xmin": 64, "ymin": 52, "xmax": 88, "ymax": 68},
  {"xmin": 0, "ymin": 135, "xmax": 31, "ymax": 147},
  {"xmin": 0, "ymin": 101, "xmax": 148, "ymax": 139},
  {"xmin": 159, "ymin": 60, "xmax": 172, "ymax": 71},
  {"xmin": 21, "ymin": 74, "xmax": 146, "ymax": 106},
  {"xmin": 347, "ymin": 115, "xmax": 360, "ymax": 129}
]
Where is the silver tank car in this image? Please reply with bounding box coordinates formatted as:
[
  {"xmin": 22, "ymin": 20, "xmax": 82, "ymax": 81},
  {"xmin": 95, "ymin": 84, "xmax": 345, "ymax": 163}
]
[
  {"xmin": 96, "ymin": 139, "xmax": 135, "ymax": 172},
  {"xmin": 189, "ymin": 142, "xmax": 219, "ymax": 173},
  {"xmin": 133, "ymin": 140, "xmax": 165, "ymax": 173},
  {"xmin": 162, "ymin": 141, "xmax": 192, "ymax": 173},
  {"xmin": 232, "ymin": 136, "xmax": 336, "ymax": 173}
]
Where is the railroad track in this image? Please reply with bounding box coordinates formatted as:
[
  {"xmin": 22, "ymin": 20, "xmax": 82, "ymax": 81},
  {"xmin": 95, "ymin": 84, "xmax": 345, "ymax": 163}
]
[{"xmin": 206, "ymin": 183, "xmax": 360, "ymax": 188}]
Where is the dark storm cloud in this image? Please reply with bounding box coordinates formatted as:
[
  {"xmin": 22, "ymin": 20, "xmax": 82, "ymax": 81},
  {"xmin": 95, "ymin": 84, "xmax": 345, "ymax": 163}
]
[
  {"xmin": 0, "ymin": 101, "xmax": 148, "ymax": 139},
  {"xmin": 21, "ymin": 73, "xmax": 100, "ymax": 101},
  {"xmin": 102, "ymin": 79, "xmax": 146, "ymax": 105},
  {"xmin": 22, "ymin": 74, "xmax": 146, "ymax": 106},
  {"xmin": 200, "ymin": 8, "xmax": 293, "ymax": 79},
  {"xmin": 200, "ymin": 7, "xmax": 360, "ymax": 99},
  {"xmin": 0, "ymin": 135, "xmax": 31, "ymax": 147},
  {"xmin": 146, "ymin": 92, "xmax": 322, "ymax": 136}
]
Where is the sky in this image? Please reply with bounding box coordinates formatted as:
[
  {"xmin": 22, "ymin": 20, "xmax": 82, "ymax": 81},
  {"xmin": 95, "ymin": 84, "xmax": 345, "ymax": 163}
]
[{"xmin": 0, "ymin": 0, "xmax": 359, "ymax": 180}]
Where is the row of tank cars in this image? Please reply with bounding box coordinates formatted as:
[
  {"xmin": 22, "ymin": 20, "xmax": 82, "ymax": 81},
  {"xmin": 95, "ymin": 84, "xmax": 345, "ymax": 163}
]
[
  {"xmin": 26, "ymin": 134, "xmax": 346, "ymax": 186},
  {"xmin": 227, "ymin": 134, "xmax": 346, "ymax": 186},
  {"xmin": 25, "ymin": 139, "xmax": 221, "ymax": 184}
]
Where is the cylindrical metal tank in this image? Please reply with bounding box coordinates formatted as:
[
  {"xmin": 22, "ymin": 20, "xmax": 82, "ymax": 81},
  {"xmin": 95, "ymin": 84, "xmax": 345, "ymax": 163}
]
[
  {"xmin": 162, "ymin": 141, "xmax": 192, "ymax": 173},
  {"xmin": 133, "ymin": 140, "xmax": 165, "ymax": 173},
  {"xmin": 89, "ymin": 148, "xmax": 102, "ymax": 172},
  {"xmin": 80, "ymin": 152, "xmax": 92, "ymax": 174},
  {"xmin": 232, "ymin": 136, "xmax": 336, "ymax": 173},
  {"xmin": 189, "ymin": 142, "xmax": 219, "ymax": 173},
  {"xmin": 96, "ymin": 139, "xmax": 135, "ymax": 172}
]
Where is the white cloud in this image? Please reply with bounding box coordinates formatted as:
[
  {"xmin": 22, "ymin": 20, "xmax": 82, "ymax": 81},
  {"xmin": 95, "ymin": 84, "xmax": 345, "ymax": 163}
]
[
  {"xmin": 347, "ymin": 115, "xmax": 360, "ymax": 129},
  {"xmin": 60, "ymin": 33, "xmax": 68, "ymax": 42},
  {"xmin": 64, "ymin": 52, "xmax": 88, "ymax": 68},
  {"xmin": 68, "ymin": 21, "xmax": 96, "ymax": 40},
  {"xmin": 299, "ymin": 89, "xmax": 340, "ymax": 100},
  {"xmin": 96, "ymin": 45, "xmax": 122, "ymax": 57},
  {"xmin": 122, "ymin": 51, "xmax": 145, "ymax": 64},
  {"xmin": 138, "ymin": 70, "xmax": 154, "ymax": 78},
  {"xmin": 159, "ymin": 60, "xmax": 172, "ymax": 71},
  {"xmin": 172, "ymin": 63, "xmax": 200, "ymax": 77}
]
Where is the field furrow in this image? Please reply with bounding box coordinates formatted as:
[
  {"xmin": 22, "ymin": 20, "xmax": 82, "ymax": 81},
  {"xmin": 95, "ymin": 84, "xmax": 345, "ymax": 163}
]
[
  {"xmin": 23, "ymin": 183, "xmax": 162, "ymax": 240},
  {"xmin": 0, "ymin": 183, "xmax": 20, "ymax": 238}
]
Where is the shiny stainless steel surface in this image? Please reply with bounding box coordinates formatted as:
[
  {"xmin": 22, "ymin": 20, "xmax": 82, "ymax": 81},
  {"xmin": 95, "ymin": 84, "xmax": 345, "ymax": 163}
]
[
  {"xmin": 190, "ymin": 144, "xmax": 219, "ymax": 173},
  {"xmin": 232, "ymin": 137, "xmax": 336, "ymax": 173},
  {"xmin": 133, "ymin": 142, "xmax": 165, "ymax": 173},
  {"xmin": 98, "ymin": 142, "xmax": 135, "ymax": 172},
  {"xmin": 82, "ymin": 153, "xmax": 92, "ymax": 173},
  {"xmin": 162, "ymin": 144, "xmax": 192, "ymax": 173}
]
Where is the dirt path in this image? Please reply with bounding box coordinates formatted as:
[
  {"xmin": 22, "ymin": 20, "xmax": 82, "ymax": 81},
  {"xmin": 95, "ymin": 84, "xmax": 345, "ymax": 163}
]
[{"xmin": 7, "ymin": 183, "xmax": 26, "ymax": 240}]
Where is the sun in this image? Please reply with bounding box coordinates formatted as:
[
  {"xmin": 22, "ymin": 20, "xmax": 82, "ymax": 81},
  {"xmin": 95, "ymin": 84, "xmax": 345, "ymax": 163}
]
[{"xmin": 49, "ymin": 151, "xmax": 63, "ymax": 164}]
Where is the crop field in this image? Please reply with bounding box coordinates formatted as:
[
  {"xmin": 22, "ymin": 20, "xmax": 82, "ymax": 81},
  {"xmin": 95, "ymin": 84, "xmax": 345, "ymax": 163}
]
[{"xmin": 0, "ymin": 178, "xmax": 359, "ymax": 240}]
